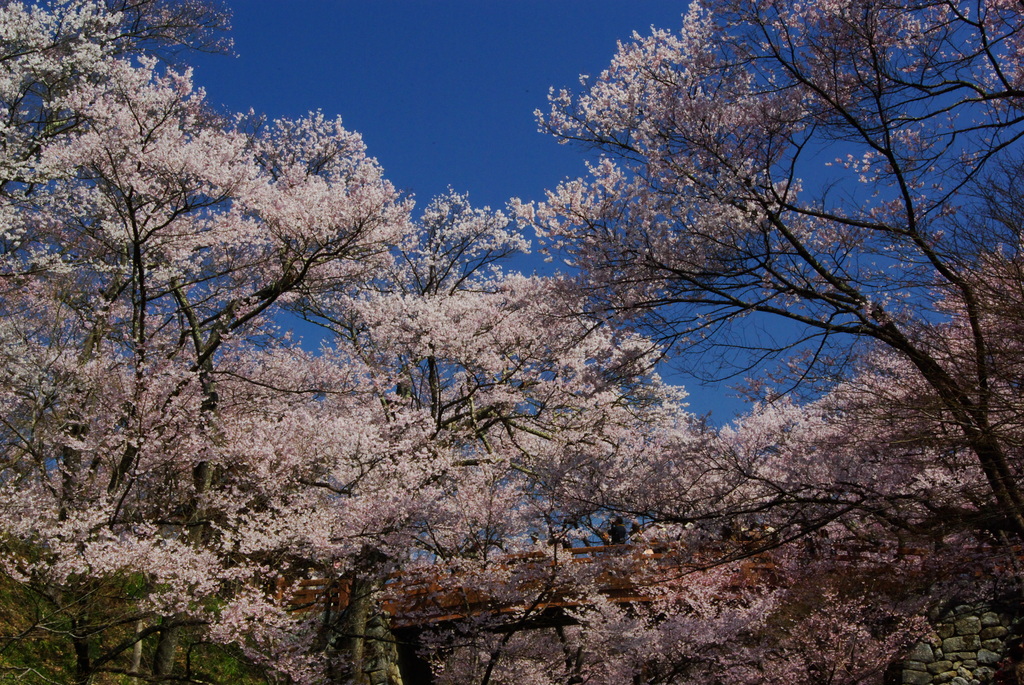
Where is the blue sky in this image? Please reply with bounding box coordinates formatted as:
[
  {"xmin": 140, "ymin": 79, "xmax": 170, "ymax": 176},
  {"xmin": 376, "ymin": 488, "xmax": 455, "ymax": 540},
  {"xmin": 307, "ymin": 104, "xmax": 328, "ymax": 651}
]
[
  {"xmin": 189, "ymin": 2, "xmax": 745, "ymax": 419},
  {"xmin": 191, "ymin": 1, "xmax": 687, "ymax": 211}
]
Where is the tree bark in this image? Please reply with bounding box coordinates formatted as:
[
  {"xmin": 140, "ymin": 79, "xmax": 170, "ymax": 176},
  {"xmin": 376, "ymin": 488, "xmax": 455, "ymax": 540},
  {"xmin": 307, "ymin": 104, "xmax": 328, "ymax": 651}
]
[{"xmin": 152, "ymin": 616, "xmax": 180, "ymax": 678}]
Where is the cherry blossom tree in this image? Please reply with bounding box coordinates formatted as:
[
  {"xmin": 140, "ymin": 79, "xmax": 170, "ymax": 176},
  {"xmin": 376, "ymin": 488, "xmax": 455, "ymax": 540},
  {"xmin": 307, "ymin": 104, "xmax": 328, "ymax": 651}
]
[
  {"xmin": 520, "ymin": 0, "xmax": 1024, "ymax": 536},
  {"xmin": 0, "ymin": 1, "xmax": 421, "ymax": 681},
  {"xmin": 0, "ymin": 4, "xmax": 686, "ymax": 682},
  {"xmin": 499, "ymin": 5, "xmax": 1024, "ymax": 678},
  {"xmin": 289, "ymin": 187, "xmax": 698, "ymax": 681},
  {"xmin": 8, "ymin": 1, "xmax": 1015, "ymax": 683},
  {"xmin": 0, "ymin": 0, "xmax": 229, "ymax": 204}
]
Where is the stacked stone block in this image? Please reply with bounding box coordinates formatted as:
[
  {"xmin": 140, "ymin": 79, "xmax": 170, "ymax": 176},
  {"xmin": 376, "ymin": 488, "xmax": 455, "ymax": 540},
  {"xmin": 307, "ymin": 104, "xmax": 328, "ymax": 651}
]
[
  {"xmin": 362, "ymin": 612, "xmax": 404, "ymax": 685},
  {"xmin": 900, "ymin": 603, "xmax": 1017, "ymax": 685}
]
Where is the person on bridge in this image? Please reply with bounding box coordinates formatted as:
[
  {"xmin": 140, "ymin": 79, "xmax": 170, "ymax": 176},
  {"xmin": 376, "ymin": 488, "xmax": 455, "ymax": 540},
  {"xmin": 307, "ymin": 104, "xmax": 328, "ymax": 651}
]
[{"xmin": 608, "ymin": 517, "xmax": 628, "ymax": 545}]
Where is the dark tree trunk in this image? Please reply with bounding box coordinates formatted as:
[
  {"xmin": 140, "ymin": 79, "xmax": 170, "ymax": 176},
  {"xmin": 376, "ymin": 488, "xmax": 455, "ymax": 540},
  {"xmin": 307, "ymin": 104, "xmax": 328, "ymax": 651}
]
[{"xmin": 152, "ymin": 617, "xmax": 180, "ymax": 678}]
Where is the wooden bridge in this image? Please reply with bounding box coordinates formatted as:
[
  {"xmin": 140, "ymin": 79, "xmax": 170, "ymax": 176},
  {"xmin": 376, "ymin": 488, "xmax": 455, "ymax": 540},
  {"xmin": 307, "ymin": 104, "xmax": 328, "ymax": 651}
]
[
  {"xmin": 271, "ymin": 538, "xmax": 1022, "ymax": 684},
  {"xmin": 275, "ymin": 541, "xmax": 782, "ymax": 628},
  {"xmin": 274, "ymin": 537, "xmax": 1019, "ymax": 628}
]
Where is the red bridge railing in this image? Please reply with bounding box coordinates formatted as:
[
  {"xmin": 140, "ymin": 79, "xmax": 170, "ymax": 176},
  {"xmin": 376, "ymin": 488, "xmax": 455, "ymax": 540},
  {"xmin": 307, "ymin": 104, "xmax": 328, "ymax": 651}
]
[
  {"xmin": 274, "ymin": 541, "xmax": 1024, "ymax": 628},
  {"xmin": 275, "ymin": 542, "xmax": 777, "ymax": 626}
]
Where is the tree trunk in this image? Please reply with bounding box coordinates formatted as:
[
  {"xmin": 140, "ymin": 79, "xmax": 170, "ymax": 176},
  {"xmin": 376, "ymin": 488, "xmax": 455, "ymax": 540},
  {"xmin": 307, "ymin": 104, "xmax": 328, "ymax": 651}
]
[
  {"xmin": 72, "ymin": 617, "xmax": 92, "ymax": 685},
  {"xmin": 326, "ymin": 576, "xmax": 405, "ymax": 684},
  {"xmin": 152, "ymin": 617, "xmax": 180, "ymax": 678},
  {"xmin": 130, "ymin": 619, "xmax": 144, "ymax": 684},
  {"xmin": 336, "ymin": 577, "xmax": 373, "ymax": 683},
  {"xmin": 882, "ymin": 326, "xmax": 1024, "ymax": 535}
]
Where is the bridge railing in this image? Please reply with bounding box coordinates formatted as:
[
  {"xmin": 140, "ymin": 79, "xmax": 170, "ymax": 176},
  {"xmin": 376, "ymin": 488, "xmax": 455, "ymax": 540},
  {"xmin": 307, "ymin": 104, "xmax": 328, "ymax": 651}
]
[
  {"xmin": 274, "ymin": 541, "xmax": 1024, "ymax": 625},
  {"xmin": 274, "ymin": 576, "xmax": 352, "ymax": 613}
]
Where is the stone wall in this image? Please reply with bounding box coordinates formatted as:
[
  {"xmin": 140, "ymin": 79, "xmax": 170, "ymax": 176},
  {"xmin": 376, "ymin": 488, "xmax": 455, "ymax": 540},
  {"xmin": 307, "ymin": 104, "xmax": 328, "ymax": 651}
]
[
  {"xmin": 360, "ymin": 612, "xmax": 405, "ymax": 685},
  {"xmin": 899, "ymin": 602, "xmax": 1020, "ymax": 685}
]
